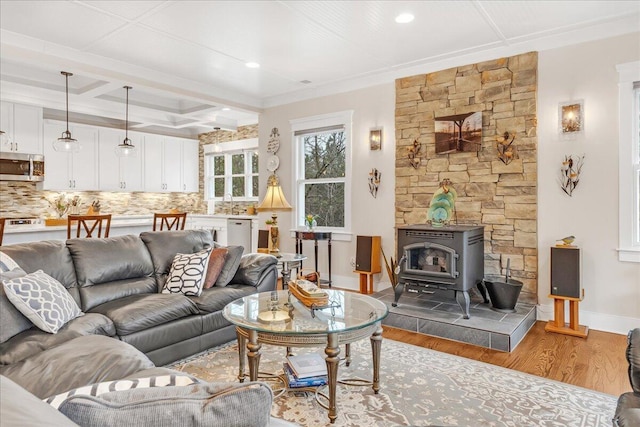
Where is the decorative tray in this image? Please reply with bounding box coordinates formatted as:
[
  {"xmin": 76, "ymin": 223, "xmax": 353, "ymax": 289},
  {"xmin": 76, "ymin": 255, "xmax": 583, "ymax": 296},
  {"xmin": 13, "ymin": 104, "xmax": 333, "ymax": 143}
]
[{"xmin": 288, "ymin": 281, "xmax": 329, "ymax": 307}]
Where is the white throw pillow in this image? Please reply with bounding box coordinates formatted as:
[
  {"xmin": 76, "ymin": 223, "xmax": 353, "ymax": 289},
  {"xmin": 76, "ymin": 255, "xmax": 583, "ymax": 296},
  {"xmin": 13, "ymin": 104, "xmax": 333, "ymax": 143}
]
[
  {"xmin": 2, "ymin": 270, "xmax": 83, "ymax": 334},
  {"xmin": 0, "ymin": 251, "xmax": 20, "ymax": 272},
  {"xmin": 162, "ymin": 248, "xmax": 212, "ymax": 296}
]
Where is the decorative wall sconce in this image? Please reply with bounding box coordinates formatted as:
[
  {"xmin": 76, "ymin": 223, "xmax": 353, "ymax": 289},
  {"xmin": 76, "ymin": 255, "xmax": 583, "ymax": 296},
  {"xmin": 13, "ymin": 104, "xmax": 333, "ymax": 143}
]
[
  {"xmin": 559, "ymin": 100, "xmax": 584, "ymax": 137},
  {"xmin": 559, "ymin": 154, "xmax": 584, "ymax": 196},
  {"xmin": 369, "ymin": 128, "xmax": 382, "ymax": 150},
  {"xmin": 407, "ymin": 140, "xmax": 421, "ymax": 169},
  {"xmin": 496, "ymin": 131, "xmax": 517, "ymax": 165},
  {"xmin": 368, "ymin": 168, "xmax": 381, "ymax": 198}
]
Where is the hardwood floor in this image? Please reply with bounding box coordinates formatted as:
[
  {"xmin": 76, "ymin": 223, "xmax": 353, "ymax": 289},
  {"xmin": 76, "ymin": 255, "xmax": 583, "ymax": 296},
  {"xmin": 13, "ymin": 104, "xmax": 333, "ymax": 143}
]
[{"xmin": 383, "ymin": 320, "xmax": 630, "ymax": 396}]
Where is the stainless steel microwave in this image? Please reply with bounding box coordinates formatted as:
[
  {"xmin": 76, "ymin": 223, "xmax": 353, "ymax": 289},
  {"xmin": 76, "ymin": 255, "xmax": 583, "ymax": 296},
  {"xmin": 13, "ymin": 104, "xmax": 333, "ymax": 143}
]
[{"xmin": 0, "ymin": 152, "xmax": 45, "ymax": 181}]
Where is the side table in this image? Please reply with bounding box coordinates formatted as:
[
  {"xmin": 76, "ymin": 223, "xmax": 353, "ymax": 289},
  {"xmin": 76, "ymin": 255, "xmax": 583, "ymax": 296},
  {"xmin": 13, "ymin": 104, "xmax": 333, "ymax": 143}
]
[{"xmin": 295, "ymin": 231, "xmax": 332, "ymax": 287}]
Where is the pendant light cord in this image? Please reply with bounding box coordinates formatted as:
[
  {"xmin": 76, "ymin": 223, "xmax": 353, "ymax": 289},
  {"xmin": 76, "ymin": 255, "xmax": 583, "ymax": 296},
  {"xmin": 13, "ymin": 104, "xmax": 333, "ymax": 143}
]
[
  {"xmin": 125, "ymin": 86, "xmax": 130, "ymax": 142},
  {"xmin": 62, "ymin": 71, "xmax": 72, "ymax": 134}
]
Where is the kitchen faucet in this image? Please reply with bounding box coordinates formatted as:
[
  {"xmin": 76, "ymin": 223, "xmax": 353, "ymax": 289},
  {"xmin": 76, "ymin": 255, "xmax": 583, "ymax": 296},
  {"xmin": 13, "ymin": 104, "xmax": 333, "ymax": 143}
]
[{"xmin": 224, "ymin": 193, "xmax": 236, "ymax": 215}]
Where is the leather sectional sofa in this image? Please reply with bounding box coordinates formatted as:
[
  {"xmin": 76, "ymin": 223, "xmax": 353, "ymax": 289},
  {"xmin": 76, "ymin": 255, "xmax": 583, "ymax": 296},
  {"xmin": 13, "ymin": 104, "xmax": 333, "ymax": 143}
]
[
  {"xmin": 0, "ymin": 229, "xmax": 291, "ymax": 426},
  {"xmin": 614, "ymin": 328, "xmax": 640, "ymax": 427}
]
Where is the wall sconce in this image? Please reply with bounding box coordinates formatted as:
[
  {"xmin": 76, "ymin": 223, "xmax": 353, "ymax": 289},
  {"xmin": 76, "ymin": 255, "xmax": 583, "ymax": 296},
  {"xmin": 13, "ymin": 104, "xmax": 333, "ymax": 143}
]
[
  {"xmin": 369, "ymin": 128, "xmax": 382, "ymax": 150},
  {"xmin": 559, "ymin": 100, "xmax": 584, "ymax": 137}
]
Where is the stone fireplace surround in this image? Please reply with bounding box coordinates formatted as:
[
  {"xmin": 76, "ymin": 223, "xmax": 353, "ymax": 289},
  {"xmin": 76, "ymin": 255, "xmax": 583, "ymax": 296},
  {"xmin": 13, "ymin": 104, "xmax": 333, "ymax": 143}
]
[{"xmin": 394, "ymin": 52, "xmax": 538, "ymax": 304}]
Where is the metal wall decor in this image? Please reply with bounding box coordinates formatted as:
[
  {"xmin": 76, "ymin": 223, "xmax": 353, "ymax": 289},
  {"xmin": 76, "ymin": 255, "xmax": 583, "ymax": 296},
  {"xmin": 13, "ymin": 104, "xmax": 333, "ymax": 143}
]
[
  {"xmin": 407, "ymin": 140, "xmax": 421, "ymax": 169},
  {"xmin": 368, "ymin": 168, "xmax": 381, "ymax": 198},
  {"xmin": 559, "ymin": 154, "xmax": 584, "ymax": 196},
  {"xmin": 496, "ymin": 131, "xmax": 518, "ymax": 165}
]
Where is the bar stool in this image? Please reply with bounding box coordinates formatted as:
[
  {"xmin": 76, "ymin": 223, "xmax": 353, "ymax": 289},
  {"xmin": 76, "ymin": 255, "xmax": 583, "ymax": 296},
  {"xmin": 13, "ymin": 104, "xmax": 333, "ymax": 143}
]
[
  {"xmin": 153, "ymin": 212, "xmax": 187, "ymax": 231},
  {"xmin": 67, "ymin": 214, "xmax": 112, "ymax": 239}
]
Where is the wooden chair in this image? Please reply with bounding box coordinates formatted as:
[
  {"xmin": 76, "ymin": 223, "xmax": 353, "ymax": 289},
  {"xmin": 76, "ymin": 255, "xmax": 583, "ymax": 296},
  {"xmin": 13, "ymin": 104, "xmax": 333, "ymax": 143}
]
[
  {"xmin": 0, "ymin": 218, "xmax": 5, "ymax": 246},
  {"xmin": 153, "ymin": 212, "xmax": 187, "ymax": 231},
  {"xmin": 67, "ymin": 214, "xmax": 112, "ymax": 239}
]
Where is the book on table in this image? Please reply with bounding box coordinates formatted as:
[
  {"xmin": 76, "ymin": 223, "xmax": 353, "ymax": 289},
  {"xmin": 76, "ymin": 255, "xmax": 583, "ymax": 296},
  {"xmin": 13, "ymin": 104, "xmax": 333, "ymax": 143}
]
[
  {"xmin": 282, "ymin": 363, "xmax": 327, "ymax": 388},
  {"xmin": 286, "ymin": 352, "xmax": 327, "ymax": 379}
]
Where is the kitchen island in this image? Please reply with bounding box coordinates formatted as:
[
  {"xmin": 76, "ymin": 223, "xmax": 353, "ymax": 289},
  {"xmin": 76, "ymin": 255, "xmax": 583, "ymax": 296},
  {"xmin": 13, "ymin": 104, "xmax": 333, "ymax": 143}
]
[{"xmin": 2, "ymin": 214, "xmax": 260, "ymax": 252}]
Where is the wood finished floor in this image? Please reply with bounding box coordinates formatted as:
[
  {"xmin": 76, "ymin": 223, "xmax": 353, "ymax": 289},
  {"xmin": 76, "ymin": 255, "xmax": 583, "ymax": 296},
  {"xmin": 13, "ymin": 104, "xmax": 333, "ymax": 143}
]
[{"xmin": 383, "ymin": 321, "xmax": 629, "ymax": 396}]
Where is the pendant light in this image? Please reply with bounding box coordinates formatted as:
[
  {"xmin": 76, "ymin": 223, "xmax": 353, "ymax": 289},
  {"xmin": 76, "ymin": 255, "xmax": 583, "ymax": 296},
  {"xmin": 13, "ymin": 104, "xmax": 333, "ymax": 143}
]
[
  {"xmin": 53, "ymin": 71, "xmax": 80, "ymax": 153},
  {"xmin": 115, "ymin": 85, "xmax": 137, "ymax": 157},
  {"xmin": 212, "ymin": 127, "xmax": 222, "ymax": 153}
]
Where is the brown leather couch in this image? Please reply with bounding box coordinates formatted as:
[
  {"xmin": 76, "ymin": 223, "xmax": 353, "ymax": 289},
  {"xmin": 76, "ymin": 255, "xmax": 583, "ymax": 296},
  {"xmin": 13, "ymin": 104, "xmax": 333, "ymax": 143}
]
[{"xmin": 614, "ymin": 328, "xmax": 640, "ymax": 427}]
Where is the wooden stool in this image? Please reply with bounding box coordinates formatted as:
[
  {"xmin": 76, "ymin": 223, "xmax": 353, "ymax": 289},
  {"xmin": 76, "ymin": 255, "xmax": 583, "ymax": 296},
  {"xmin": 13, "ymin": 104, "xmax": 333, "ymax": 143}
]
[{"xmin": 545, "ymin": 294, "xmax": 588, "ymax": 338}]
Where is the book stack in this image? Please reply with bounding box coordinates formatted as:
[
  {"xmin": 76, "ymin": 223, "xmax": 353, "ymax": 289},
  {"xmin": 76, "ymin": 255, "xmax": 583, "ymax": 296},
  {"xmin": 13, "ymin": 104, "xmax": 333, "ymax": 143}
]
[{"xmin": 283, "ymin": 353, "xmax": 328, "ymax": 388}]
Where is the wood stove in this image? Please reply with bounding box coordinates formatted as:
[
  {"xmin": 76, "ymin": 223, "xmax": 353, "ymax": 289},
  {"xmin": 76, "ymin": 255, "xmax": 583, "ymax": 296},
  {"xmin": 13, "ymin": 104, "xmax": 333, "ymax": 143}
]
[{"xmin": 395, "ymin": 224, "xmax": 484, "ymax": 319}]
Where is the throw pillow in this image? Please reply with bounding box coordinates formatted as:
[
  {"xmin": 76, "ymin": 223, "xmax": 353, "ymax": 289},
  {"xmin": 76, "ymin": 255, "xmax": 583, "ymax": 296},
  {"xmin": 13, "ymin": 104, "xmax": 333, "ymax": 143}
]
[
  {"xmin": 214, "ymin": 246, "xmax": 244, "ymax": 287},
  {"xmin": 45, "ymin": 374, "xmax": 198, "ymax": 409},
  {"xmin": 162, "ymin": 247, "xmax": 212, "ymax": 296},
  {"xmin": 0, "ymin": 251, "xmax": 20, "ymax": 272},
  {"xmin": 203, "ymin": 247, "xmax": 228, "ymax": 289},
  {"xmin": 2, "ymin": 270, "xmax": 83, "ymax": 334},
  {"xmin": 0, "ymin": 267, "xmax": 33, "ymax": 343}
]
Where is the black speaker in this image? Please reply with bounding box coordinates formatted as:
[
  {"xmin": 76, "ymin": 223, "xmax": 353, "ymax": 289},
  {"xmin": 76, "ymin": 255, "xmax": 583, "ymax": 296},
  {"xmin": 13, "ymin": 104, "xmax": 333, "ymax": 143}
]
[
  {"xmin": 355, "ymin": 235, "xmax": 381, "ymax": 273},
  {"xmin": 551, "ymin": 247, "xmax": 581, "ymax": 298}
]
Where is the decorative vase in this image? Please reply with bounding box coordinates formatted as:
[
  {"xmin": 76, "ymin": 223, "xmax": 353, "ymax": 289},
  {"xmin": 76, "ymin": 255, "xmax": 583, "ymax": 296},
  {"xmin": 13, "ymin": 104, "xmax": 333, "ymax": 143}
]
[{"xmin": 305, "ymin": 219, "xmax": 317, "ymax": 231}]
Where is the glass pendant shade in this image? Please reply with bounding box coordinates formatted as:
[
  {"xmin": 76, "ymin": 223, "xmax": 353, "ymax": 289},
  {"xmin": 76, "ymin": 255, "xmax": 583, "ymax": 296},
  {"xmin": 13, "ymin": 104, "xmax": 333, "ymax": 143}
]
[
  {"xmin": 115, "ymin": 85, "xmax": 136, "ymax": 157},
  {"xmin": 53, "ymin": 71, "xmax": 80, "ymax": 153}
]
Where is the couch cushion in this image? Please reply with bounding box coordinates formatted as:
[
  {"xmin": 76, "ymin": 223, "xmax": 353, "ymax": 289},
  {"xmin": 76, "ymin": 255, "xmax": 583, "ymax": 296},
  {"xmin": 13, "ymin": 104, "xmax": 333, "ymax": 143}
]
[
  {"xmin": 0, "ymin": 335, "xmax": 155, "ymax": 399},
  {"xmin": 1, "ymin": 376, "xmax": 79, "ymax": 427},
  {"xmin": 627, "ymin": 328, "xmax": 640, "ymax": 392},
  {"xmin": 0, "ymin": 267, "xmax": 33, "ymax": 343},
  {"xmin": 215, "ymin": 246, "xmax": 244, "ymax": 287},
  {"xmin": 203, "ymin": 248, "xmax": 228, "ymax": 289},
  {"xmin": 230, "ymin": 253, "xmax": 278, "ymax": 287},
  {"xmin": 189, "ymin": 285, "xmax": 256, "ymax": 314},
  {"xmin": 3, "ymin": 270, "xmax": 84, "ymax": 334},
  {"xmin": 140, "ymin": 230, "xmax": 214, "ymax": 284},
  {"xmin": 0, "ymin": 240, "xmax": 80, "ymax": 305},
  {"xmin": 0, "ymin": 313, "xmax": 115, "ymax": 366},
  {"xmin": 67, "ymin": 235, "xmax": 156, "ymax": 311},
  {"xmin": 615, "ymin": 393, "xmax": 640, "ymax": 427},
  {"xmin": 57, "ymin": 381, "xmax": 273, "ymax": 427},
  {"xmin": 162, "ymin": 248, "xmax": 212, "ymax": 296},
  {"xmin": 90, "ymin": 293, "xmax": 199, "ymax": 336}
]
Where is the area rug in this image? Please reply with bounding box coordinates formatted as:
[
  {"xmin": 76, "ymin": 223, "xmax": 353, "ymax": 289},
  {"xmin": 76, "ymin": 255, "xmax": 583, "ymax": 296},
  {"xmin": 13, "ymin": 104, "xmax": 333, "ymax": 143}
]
[{"xmin": 169, "ymin": 339, "xmax": 616, "ymax": 427}]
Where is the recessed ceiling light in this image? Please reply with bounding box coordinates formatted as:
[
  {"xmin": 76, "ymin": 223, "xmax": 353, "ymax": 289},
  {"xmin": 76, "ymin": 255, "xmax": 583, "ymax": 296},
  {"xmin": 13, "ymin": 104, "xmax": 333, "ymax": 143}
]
[
  {"xmin": 395, "ymin": 13, "xmax": 414, "ymax": 24},
  {"xmin": 245, "ymin": 62, "xmax": 260, "ymax": 68},
  {"xmin": 222, "ymin": 107, "xmax": 231, "ymax": 111}
]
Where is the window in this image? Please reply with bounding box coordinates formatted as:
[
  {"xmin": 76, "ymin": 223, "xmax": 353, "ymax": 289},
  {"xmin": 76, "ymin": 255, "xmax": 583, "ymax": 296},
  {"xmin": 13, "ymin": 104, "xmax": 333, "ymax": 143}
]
[
  {"xmin": 291, "ymin": 111, "xmax": 352, "ymax": 233},
  {"xmin": 204, "ymin": 138, "xmax": 259, "ymax": 201},
  {"xmin": 616, "ymin": 61, "xmax": 640, "ymax": 262}
]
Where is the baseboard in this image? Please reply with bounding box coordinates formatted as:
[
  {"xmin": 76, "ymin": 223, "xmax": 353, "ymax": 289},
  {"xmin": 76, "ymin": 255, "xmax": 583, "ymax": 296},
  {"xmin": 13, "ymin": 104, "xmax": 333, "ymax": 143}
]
[{"xmin": 537, "ymin": 304, "xmax": 638, "ymax": 335}]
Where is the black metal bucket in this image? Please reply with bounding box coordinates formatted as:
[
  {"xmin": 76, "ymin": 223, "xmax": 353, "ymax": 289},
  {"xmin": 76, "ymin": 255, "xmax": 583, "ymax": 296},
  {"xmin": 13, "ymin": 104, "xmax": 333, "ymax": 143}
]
[{"xmin": 480, "ymin": 276, "xmax": 523, "ymax": 313}]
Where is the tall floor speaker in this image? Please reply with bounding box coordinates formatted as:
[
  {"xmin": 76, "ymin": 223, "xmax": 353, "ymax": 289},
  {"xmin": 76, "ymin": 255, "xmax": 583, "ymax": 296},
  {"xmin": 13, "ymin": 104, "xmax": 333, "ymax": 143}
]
[
  {"xmin": 550, "ymin": 247, "xmax": 581, "ymax": 298},
  {"xmin": 355, "ymin": 235, "xmax": 381, "ymax": 273}
]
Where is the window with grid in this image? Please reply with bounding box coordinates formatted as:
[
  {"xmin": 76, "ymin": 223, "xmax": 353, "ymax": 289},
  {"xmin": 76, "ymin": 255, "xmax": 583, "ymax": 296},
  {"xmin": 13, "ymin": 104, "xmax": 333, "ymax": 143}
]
[
  {"xmin": 205, "ymin": 150, "xmax": 259, "ymax": 200},
  {"xmin": 291, "ymin": 111, "xmax": 352, "ymax": 231}
]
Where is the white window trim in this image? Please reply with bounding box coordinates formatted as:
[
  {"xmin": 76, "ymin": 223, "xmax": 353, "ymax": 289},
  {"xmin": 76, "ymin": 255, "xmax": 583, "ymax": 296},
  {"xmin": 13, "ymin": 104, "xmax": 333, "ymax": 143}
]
[
  {"xmin": 203, "ymin": 138, "xmax": 259, "ymax": 202},
  {"xmin": 616, "ymin": 61, "xmax": 640, "ymax": 262},
  {"xmin": 289, "ymin": 111, "xmax": 353, "ymax": 241}
]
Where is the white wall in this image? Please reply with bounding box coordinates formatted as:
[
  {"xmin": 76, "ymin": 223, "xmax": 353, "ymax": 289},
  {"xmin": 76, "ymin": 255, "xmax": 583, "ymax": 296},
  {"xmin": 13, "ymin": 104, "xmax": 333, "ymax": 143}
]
[
  {"xmin": 537, "ymin": 32, "xmax": 640, "ymax": 333},
  {"xmin": 259, "ymin": 83, "xmax": 396, "ymax": 291}
]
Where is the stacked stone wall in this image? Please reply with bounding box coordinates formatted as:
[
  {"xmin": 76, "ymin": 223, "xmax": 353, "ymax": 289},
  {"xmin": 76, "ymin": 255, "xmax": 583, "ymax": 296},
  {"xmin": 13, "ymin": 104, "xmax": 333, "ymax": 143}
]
[{"xmin": 395, "ymin": 52, "xmax": 538, "ymax": 302}]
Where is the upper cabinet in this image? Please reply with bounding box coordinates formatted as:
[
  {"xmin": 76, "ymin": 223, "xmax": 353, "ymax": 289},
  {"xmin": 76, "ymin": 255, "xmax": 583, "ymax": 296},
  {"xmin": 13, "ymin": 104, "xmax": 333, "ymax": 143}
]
[
  {"xmin": 143, "ymin": 135, "xmax": 199, "ymax": 193},
  {"xmin": 0, "ymin": 102, "xmax": 43, "ymax": 154},
  {"xmin": 43, "ymin": 121, "xmax": 99, "ymax": 191},
  {"xmin": 98, "ymin": 128, "xmax": 144, "ymax": 192}
]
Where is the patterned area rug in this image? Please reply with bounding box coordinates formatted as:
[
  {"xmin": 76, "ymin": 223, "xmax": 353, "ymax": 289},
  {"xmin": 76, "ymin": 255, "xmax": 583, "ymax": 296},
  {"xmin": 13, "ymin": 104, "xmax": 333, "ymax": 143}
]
[{"xmin": 169, "ymin": 339, "xmax": 616, "ymax": 427}]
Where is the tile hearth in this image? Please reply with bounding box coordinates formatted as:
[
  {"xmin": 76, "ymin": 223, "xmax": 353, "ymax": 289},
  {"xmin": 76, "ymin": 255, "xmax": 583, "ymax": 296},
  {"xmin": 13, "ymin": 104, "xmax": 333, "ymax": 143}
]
[{"xmin": 372, "ymin": 286, "xmax": 536, "ymax": 352}]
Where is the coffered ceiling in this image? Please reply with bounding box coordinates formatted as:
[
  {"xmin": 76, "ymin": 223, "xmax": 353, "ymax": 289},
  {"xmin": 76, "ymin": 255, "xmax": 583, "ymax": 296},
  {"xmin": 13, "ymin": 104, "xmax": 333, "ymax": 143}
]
[{"xmin": 1, "ymin": 1, "xmax": 638, "ymax": 138}]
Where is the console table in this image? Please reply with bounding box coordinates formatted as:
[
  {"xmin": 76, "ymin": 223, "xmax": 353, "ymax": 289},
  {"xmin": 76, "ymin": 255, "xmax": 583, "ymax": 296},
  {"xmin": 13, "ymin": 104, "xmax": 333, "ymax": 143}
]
[{"xmin": 295, "ymin": 231, "xmax": 332, "ymax": 287}]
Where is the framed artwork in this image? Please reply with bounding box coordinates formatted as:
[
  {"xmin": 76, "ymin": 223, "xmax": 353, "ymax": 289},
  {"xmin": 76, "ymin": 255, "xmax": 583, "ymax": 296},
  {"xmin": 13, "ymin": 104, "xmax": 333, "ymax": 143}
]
[
  {"xmin": 434, "ymin": 111, "xmax": 482, "ymax": 154},
  {"xmin": 559, "ymin": 100, "xmax": 584, "ymax": 136}
]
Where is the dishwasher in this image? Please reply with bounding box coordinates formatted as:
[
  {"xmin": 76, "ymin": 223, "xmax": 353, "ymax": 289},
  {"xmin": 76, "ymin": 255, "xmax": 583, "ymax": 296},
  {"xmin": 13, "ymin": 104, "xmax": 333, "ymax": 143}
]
[{"xmin": 226, "ymin": 219, "xmax": 252, "ymax": 252}]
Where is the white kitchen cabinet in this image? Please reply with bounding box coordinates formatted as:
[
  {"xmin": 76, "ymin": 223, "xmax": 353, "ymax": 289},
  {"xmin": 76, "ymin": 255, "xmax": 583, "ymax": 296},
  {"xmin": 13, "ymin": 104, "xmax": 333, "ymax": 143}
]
[
  {"xmin": 143, "ymin": 135, "xmax": 198, "ymax": 193},
  {"xmin": 43, "ymin": 121, "xmax": 98, "ymax": 190},
  {"xmin": 0, "ymin": 102, "xmax": 43, "ymax": 154},
  {"xmin": 98, "ymin": 128, "xmax": 144, "ymax": 191}
]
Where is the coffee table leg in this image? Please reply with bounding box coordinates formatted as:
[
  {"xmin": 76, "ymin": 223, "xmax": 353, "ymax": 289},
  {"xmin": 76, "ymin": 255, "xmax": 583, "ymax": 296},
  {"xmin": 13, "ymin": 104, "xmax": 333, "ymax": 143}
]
[
  {"xmin": 237, "ymin": 329, "xmax": 246, "ymax": 383},
  {"xmin": 325, "ymin": 332, "xmax": 340, "ymax": 424},
  {"xmin": 345, "ymin": 343, "xmax": 351, "ymax": 367},
  {"xmin": 247, "ymin": 329, "xmax": 261, "ymax": 382},
  {"xmin": 370, "ymin": 322, "xmax": 382, "ymax": 394}
]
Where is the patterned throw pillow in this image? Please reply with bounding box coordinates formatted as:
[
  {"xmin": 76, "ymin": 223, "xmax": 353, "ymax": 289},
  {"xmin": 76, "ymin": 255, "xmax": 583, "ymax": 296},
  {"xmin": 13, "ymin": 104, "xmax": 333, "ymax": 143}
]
[
  {"xmin": 2, "ymin": 270, "xmax": 83, "ymax": 334},
  {"xmin": 203, "ymin": 247, "xmax": 228, "ymax": 289},
  {"xmin": 45, "ymin": 374, "xmax": 198, "ymax": 409},
  {"xmin": 0, "ymin": 251, "xmax": 20, "ymax": 272},
  {"xmin": 162, "ymin": 248, "xmax": 212, "ymax": 296}
]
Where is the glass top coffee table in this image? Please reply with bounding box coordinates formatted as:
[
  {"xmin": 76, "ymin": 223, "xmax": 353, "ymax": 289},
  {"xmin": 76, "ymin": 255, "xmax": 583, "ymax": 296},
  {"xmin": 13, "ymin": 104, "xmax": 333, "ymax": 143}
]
[{"xmin": 222, "ymin": 289, "xmax": 388, "ymax": 424}]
